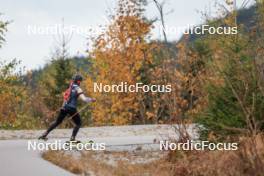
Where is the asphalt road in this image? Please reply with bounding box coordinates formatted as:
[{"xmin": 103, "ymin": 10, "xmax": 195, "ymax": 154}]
[
  {"xmin": 0, "ymin": 139, "xmax": 75, "ymax": 176},
  {"xmin": 0, "ymin": 136, "xmax": 160, "ymax": 176},
  {"xmin": 0, "ymin": 125, "xmax": 198, "ymax": 176}
]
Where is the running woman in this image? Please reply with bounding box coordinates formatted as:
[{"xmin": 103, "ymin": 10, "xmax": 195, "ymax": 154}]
[{"xmin": 38, "ymin": 74, "xmax": 96, "ymax": 141}]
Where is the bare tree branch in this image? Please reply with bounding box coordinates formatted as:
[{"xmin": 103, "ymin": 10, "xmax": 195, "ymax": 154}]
[{"xmin": 152, "ymin": 0, "xmax": 168, "ymax": 43}]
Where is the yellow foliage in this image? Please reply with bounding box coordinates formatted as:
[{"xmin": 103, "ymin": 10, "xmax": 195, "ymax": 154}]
[{"xmin": 85, "ymin": 0, "xmax": 153, "ymax": 125}]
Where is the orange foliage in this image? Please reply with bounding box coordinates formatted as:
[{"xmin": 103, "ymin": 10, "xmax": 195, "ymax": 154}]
[{"xmin": 86, "ymin": 0, "xmax": 154, "ymax": 125}]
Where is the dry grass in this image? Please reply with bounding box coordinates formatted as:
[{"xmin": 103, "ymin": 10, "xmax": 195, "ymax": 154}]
[
  {"xmin": 168, "ymin": 134, "xmax": 264, "ymax": 176},
  {"xmin": 42, "ymin": 134, "xmax": 264, "ymax": 176},
  {"xmin": 42, "ymin": 150, "xmax": 171, "ymax": 176},
  {"xmin": 42, "ymin": 150, "xmax": 85, "ymax": 174}
]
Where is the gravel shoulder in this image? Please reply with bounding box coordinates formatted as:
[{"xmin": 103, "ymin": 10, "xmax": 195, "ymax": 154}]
[{"xmin": 0, "ymin": 124, "xmax": 198, "ymax": 140}]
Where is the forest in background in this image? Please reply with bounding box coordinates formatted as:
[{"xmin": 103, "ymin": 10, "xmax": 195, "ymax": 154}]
[
  {"xmin": 0, "ymin": 0, "xmax": 264, "ymax": 140},
  {"xmin": 2, "ymin": 0, "xmax": 264, "ymax": 175}
]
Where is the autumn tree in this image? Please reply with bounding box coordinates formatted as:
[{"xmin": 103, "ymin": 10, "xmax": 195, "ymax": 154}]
[
  {"xmin": 0, "ymin": 59, "xmax": 29, "ymax": 128},
  {"xmin": 0, "ymin": 18, "xmax": 23, "ymax": 128},
  {"xmin": 86, "ymin": 0, "xmax": 155, "ymax": 125}
]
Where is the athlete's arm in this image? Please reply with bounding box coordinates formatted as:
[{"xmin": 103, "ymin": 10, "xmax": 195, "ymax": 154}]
[{"xmin": 77, "ymin": 87, "xmax": 96, "ymax": 103}]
